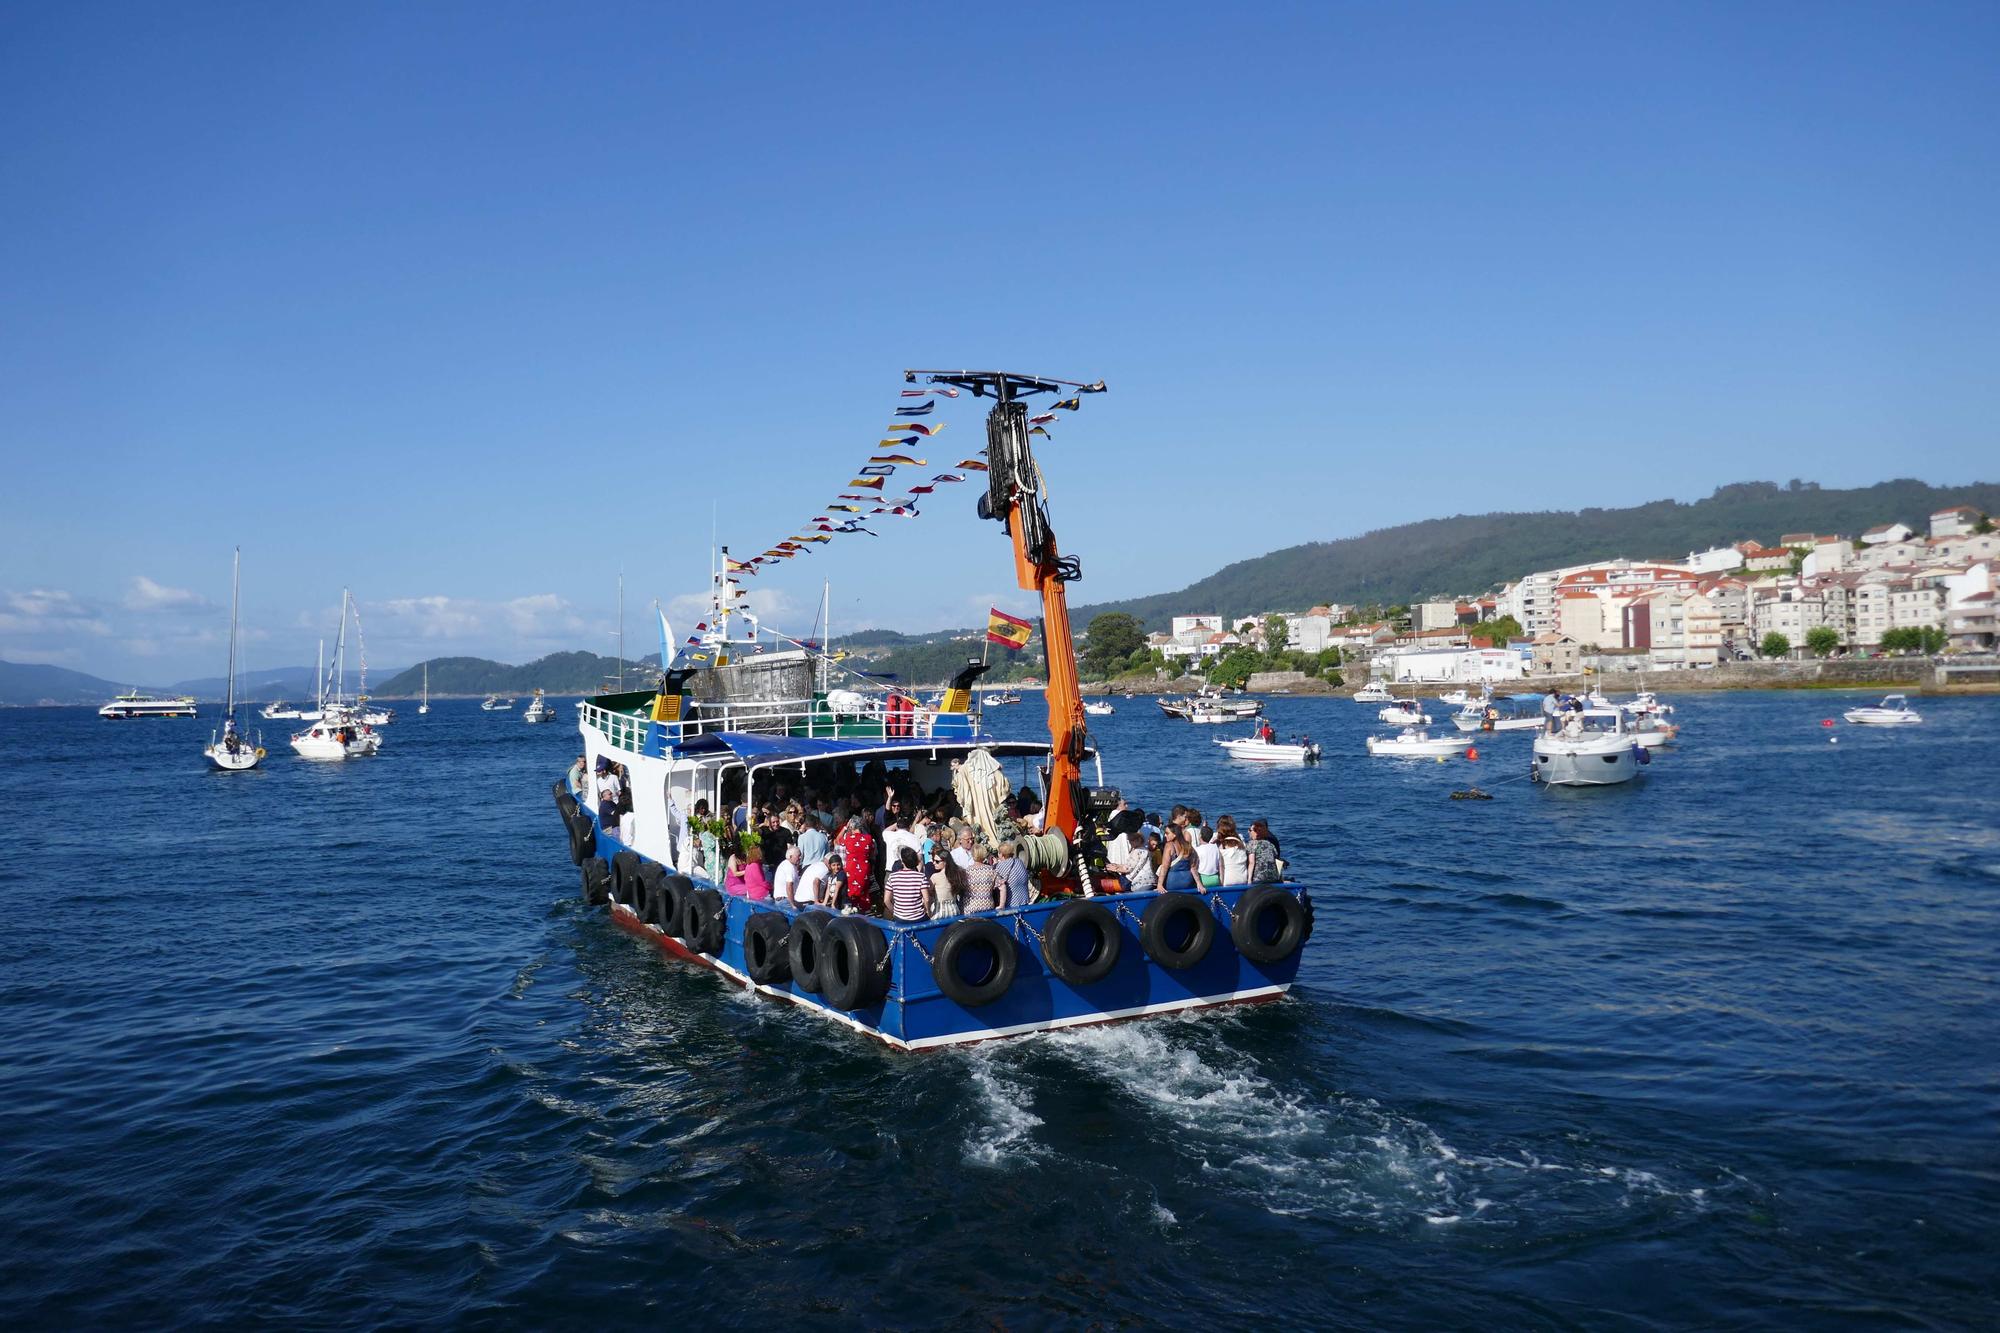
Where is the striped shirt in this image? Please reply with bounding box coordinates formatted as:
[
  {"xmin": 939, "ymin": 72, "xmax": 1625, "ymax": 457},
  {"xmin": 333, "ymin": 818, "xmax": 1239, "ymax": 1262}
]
[{"xmin": 886, "ymin": 868, "xmax": 929, "ymax": 922}]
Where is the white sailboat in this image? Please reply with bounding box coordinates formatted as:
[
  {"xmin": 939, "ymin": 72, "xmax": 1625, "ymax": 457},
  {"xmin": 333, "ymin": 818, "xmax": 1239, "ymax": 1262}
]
[
  {"xmin": 418, "ymin": 662, "xmax": 430, "ymax": 715},
  {"xmin": 291, "ymin": 590, "xmax": 383, "ymax": 760},
  {"xmin": 203, "ymin": 548, "xmax": 264, "ymax": 770}
]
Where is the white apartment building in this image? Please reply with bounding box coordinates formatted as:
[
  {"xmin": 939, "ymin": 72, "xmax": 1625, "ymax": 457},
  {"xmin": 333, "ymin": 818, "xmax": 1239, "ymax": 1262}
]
[
  {"xmin": 1377, "ymin": 645, "xmax": 1527, "ymax": 685},
  {"xmin": 1931, "ymin": 505, "xmax": 1981, "ymax": 539},
  {"xmin": 1413, "ymin": 601, "xmax": 1461, "ymax": 632},
  {"xmin": 1684, "ymin": 545, "xmax": 1746, "ymax": 574},
  {"xmin": 1622, "ymin": 589, "xmax": 1721, "ymax": 667},
  {"xmin": 1860, "ymin": 522, "xmax": 1915, "ymax": 546},
  {"xmin": 1170, "ymin": 615, "xmax": 1223, "ymax": 639}
]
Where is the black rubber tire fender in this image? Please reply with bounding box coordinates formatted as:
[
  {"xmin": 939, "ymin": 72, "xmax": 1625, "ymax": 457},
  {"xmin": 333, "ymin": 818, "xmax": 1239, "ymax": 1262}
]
[
  {"xmin": 930, "ymin": 918, "xmax": 1018, "ymax": 1008},
  {"xmin": 610, "ymin": 851, "xmax": 644, "ymax": 909},
  {"xmin": 566, "ymin": 807, "xmax": 596, "ymax": 866},
  {"xmin": 687, "ymin": 888, "xmax": 727, "ymax": 956},
  {"xmin": 634, "ymin": 863, "xmax": 669, "ymax": 928},
  {"xmin": 1039, "ymin": 899, "xmax": 1121, "ymax": 988},
  {"xmin": 743, "ymin": 911, "xmax": 793, "ymax": 985},
  {"xmin": 655, "ymin": 874, "xmax": 694, "ymax": 939},
  {"xmin": 1140, "ymin": 891, "xmax": 1216, "ymax": 971},
  {"xmin": 819, "ymin": 916, "xmax": 890, "ymax": 1010},
  {"xmin": 1229, "ymin": 885, "xmax": 1308, "ymax": 964},
  {"xmin": 580, "ymin": 856, "xmax": 611, "ymax": 907},
  {"xmin": 787, "ymin": 910, "xmax": 836, "ymax": 993}
]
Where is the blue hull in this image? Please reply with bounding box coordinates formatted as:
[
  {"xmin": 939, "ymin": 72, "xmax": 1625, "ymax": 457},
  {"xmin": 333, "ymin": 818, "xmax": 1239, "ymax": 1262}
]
[{"xmin": 579, "ymin": 812, "xmax": 1307, "ymax": 1051}]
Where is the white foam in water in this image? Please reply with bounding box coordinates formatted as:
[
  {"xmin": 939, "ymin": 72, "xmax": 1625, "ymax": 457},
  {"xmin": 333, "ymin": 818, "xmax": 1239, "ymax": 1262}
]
[
  {"xmin": 960, "ymin": 1050, "xmax": 1045, "ymax": 1168},
  {"xmin": 1030, "ymin": 1022, "xmax": 1714, "ymax": 1228}
]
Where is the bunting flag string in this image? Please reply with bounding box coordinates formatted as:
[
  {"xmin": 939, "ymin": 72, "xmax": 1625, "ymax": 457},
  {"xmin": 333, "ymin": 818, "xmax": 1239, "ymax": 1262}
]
[
  {"xmin": 869, "ymin": 453, "xmax": 926, "ymax": 465},
  {"xmin": 956, "ymin": 458, "xmax": 989, "ymax": 471},
  {"xmin": 894, "ymin": 401, "xmax": 935, "ymax": 416},
  {"xmin": 1053, "ymin": 397, "xmax": 1081, "ymax": 411},
  {"xmin": 847, "ymin": 476, "xmax": 887, "ymax": 489},
  {"xmin": 886, "ymin": 421, "xmax": 946, "ymax": 436}
]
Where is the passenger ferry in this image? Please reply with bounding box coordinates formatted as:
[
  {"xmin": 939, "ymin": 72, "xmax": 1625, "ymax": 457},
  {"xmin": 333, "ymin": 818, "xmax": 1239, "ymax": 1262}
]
[
  {"xmin": 99, "ymin": 690, "xmax": 197, "ymax": 719},
  {"xmin": 552, "ymin": 369, "xmax": 1315, "ymax": 1050}
]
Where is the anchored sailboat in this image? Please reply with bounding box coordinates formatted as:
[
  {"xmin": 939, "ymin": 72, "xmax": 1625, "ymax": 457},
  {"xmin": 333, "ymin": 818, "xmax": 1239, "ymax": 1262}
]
[{"xmin": 203, "ymin": 548, "xmax": 264, "ymax": 770}]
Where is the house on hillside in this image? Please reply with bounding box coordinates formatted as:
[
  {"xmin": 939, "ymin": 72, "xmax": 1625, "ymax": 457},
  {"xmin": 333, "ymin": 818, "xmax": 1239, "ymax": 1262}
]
[
  {"xmin": 1931, "ymin": 505, "xmax": 1983, "ymax": 540},
  {"xmin": 1860, "ymin": 522, "xmax": 1914, "ymax": 546}
]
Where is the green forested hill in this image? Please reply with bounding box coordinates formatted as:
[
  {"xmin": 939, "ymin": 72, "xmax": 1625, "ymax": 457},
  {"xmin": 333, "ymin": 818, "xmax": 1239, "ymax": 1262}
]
[
  {"xmin": 1072, "ymin": 478, "xmax": 1998, "ymax": 629},
  {"xmin": 374, "ymin": 651, "xmax": 661, "ymax": 696}
]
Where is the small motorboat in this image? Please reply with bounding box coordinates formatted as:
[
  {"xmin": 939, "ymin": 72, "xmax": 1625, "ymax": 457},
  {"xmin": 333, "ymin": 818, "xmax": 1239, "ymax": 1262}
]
[
  {"xmin": 1437, "ymin": 689, "xmax": 1471, "ymax": 708},
  {"xmin": 523, "ymin": 690, "xmax": 557, "ymax": 723},
  {"xmin": 1378, "ymin": 698, "xmax": 1432, "ymax": 726},
  {"xmin": 357, "ymin": 702, "xmax": 394, "ymax": 725},
  {"xmin": 1353, "ymin": 680, "xmax": 1393, "ymax": 703},
  {"xmin": 1622, "ymin": 690, "xmax": 1674, "ymax": 718},
  {"xmin": 1843, "ymin": 694, "xmax": 1923, "ymax": 726},
  {"xmin": 1365, "ymin": 727, "xmax": 1473, "ymax": 759},
  {"xmin": 1629, "ymin": 715, "xmax": 1679, "ymax": 749},
  {"xmin": 482, "ymin": 695, "xmax": 515, "ymax": 712},
  {"xmin": 1532, "ymin": 709, "xmax": 1645, "ymax": 786},
  {"xmin": 260, "ymin": 701, "xmax": 302, "ymax": 720},
  {"xmin": 290, "ymin": 709, "xmax": 382, "ymax": 760},
  {"xmin": 1083, "ymin": 700, "xmax": 1115, "ymax": 716},
  {"xmin": 1214, "ymin": 734, "xmax": 1321, "ymax": 764}
]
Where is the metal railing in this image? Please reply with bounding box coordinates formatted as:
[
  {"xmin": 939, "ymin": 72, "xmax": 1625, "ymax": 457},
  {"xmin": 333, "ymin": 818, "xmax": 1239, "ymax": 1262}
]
[{"xmin": 578, "ymin": 694, "xmax": 961, "ymax": 755}]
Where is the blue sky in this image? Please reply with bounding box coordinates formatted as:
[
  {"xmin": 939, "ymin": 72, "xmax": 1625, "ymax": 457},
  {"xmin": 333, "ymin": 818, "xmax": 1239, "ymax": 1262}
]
[{"xmin": 3, "ymin": 1, "xmax": 1995, "ymax": 681}]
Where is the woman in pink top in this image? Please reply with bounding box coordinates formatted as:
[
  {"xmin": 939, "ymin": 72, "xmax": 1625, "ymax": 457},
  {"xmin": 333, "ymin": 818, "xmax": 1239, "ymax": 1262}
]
[{"xmin": 724, "ymin": 838, "xmax": 773, "ymax": 900}]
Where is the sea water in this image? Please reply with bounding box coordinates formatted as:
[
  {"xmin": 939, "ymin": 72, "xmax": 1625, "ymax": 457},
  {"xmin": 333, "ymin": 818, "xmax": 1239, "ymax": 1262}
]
[{"xmin": 0, "ymin": 693, "xmax": 1995, "ymax": 1326}]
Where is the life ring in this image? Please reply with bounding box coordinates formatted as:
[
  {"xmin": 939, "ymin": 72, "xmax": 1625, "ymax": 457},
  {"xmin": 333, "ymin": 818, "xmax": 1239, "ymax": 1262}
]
[
  {"xmin": 610, "ymin": 851, "xmax": 644, "ymax": 908},
  {"xmin": 1040, "ymin": 899, "xmax": 1121, "ymax": 987},
  {"xmin": 681, "ymin": 887, "xmax": 726, "ymax": 955},
  {"xmin": 580, "ymin": 856, "xmax": 611, "ymax": 906},
  {"xmin": 787, "ymin": 910, "xmax": 837, "ymax": 994},
  {"xmin": 743, "ymin": 911, "xmax": 793, "ymax": 985},
  {"xmin": 654, "ymin": 873, "xmax": 694, "ymax": 938},
  {"xmin": 1229, "ymin": 885, "xmax": 1307, "ymax": 964},
  {"xmin": 819, "ymin": 916, "xmax": 890, "ymax": 1010},
  {"xmin": 931, "ymin": 918, "xmax": 1018, "ymax": 1007},
  {"xmin": 1140, "ymin": 891, "xmax": 1215, "ymax": 970}
]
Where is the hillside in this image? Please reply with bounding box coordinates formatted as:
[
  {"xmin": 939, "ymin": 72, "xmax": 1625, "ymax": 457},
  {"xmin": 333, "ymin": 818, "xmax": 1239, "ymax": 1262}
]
[
  {"xmin": 373, "ymin": 651, "xmax": 663, "ymax": 697},
  {"xmin": 0, "ymin": 660, "xmax": 136, "ymax": 706},
  {"xmin": 1072, "ymin": 478, "xmax": 2000, "ymax": 629}
]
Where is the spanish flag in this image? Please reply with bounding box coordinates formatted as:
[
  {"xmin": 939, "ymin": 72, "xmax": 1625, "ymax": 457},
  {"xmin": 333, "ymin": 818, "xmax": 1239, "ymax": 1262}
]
[
  {"xmin": 725, "ymin": 558, "xmax": 751, "ymax": 573},
  {"xmin": 986, "ymin": 608, "xmax": 1033, "ymax": 650}
]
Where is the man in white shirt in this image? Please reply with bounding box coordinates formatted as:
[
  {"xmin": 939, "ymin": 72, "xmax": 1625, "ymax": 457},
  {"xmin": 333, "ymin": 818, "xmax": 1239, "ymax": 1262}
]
[
  {"xmin": 795, "ymin": 855, "xmax": 831, "ymax": 908},
  {"xmin": 772, "ymin": 844, "xmax": 803, "ymax": 905},
  {"xmin": 883, "ymin": 815, "xmax": 920, "ymax": 869}
]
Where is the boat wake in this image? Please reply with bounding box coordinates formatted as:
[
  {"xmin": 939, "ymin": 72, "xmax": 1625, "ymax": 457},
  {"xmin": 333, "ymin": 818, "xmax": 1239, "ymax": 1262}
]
[{"xmin": 969, "ymin": 1019, "xmax": 1719, "ymax": 1231}]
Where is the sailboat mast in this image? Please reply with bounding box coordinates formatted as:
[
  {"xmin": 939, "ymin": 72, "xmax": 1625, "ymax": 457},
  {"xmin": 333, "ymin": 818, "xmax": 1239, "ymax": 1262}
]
[
  {"xmin": 225, "ymin": 547, "xmax": 241, "ymax": 719},
  {"xmin": 617, "ymin": 570, "xmax": 625, "ymax": 692},
  {"xmin": 316, "ymin": 640, "xmax": 324, "ymax": 709}
]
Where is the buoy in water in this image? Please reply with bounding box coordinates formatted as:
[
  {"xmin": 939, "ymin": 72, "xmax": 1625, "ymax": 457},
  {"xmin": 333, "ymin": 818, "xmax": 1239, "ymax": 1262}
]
[
  {"xmin": 1830, "ymin": 736, "xmax": 1839, "ymax": 744},
  {"xmin": 1820, "ymin": 718, "xmax": 1835, "ymax": 728},
  {"xmin": 1465, "ymin": 746, "xmax": 1479, "ymax": 761}
]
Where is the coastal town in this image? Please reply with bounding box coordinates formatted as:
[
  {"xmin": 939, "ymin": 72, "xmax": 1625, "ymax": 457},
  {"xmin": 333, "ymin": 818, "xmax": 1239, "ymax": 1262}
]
[{"xmin": 1145, "ymin": 502, "xmax": 1998, "ymax": 688}]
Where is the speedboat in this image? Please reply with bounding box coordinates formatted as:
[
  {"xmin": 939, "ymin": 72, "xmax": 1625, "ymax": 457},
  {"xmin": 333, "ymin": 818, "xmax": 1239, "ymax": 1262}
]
[
  {"xmin": 1083, "ymin": 701, "xmax": 1115, "ymax": 716},
  {"xmin": 1214, "ymin": 734, "xmax": 1320, "ymax": 764},
  {"xmin": 1437, "ymin": 689, "xmax": 1471, "ymax": 708},
  {"xmin": 1353, "ymin": 680, "xmax": 1393, "ymax": 703},
  {"xmin": 1843, "ymin": 694, "xmax": 1923, "ymax": 726},
  {"xmin": 358, "ymin": 702, "xmax": 394, "ymax": 725},
  {"xmin": 1450, "ymin": 694, "xmax": 1546, "ymax": 733},
  {"xmin": 1366, "ymin": 727, "xmax": 1472, "ymax": 759},
  {"xmin": 1622, "ymin": 690, "xmax": 1674, "ymax": 718},
  {"xmin": 99, "ymin": 690, "xmax": 196, "ymax": 719},
  {"xmin": 260, "ymin": 701, "xmax": 302, "ymax": 720},
  {"xmin": 1628, "ymin": 715, "xmax": 1679, "ymax": 749},
  {"xmin": 482, "ymin": 695, "xmax": 515, "ymax": 712},
  {"xmin": 1532, "ymin": 709, "xmax": 1645, "ymax": 786},
  {"xmin": 523, "ymin": 690, "xmax": 557, "ymax": 723},
  {"xmin": 1378, "ymin": 698, "xmax": 1431, "ymax": 726}
]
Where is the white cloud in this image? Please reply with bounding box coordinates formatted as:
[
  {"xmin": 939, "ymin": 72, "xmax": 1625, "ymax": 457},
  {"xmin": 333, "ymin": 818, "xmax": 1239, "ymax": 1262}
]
[
  {"xmin": 0, "ymin": 587, "xmax": 111, "ymax": 637},
  {"xmin": 124, "ymin": 576, "xmax": 210, "ymax": 612}
]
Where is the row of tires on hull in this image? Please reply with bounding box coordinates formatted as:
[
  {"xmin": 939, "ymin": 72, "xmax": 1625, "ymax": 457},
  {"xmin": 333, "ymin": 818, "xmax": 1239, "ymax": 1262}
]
[{"xmin": 554, "ymin": 780, "xmax": 1312, "ymax": 1012}]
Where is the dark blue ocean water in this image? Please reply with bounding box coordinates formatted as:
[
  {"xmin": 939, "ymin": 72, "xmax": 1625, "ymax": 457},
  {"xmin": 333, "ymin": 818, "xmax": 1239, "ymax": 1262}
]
[{"xmin": 2, "ymin": 692, "xmax": 1996, "ymax": 1327}]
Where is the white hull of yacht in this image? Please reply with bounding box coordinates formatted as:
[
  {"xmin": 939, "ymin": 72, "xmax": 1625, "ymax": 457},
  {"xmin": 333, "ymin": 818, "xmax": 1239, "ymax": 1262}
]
[
  {"xmin": 204, "ymin": 741, "xmax": 263, "ymax": 771},
  {"xmin": 1451, "ymin": 714, "xmax": 1543, "ymax": 733},
  {"xmin": 1532, "ymin": 736, "xmax": 1640, "ymax": 785},
  {"xmin": 1378, "ymin": 705, "xmax": 1432, "ymax": 726},
  {"xmin": 1214, "ymin": 737, "xmax": 1321, "ymax": 764},
  {"xmin": 290, "ymin": 722, "xmax": 382, "ymax": 760},
  {"xmin": 1366, "ymin": 733, "xmax": 1472, "ymax": 759}
]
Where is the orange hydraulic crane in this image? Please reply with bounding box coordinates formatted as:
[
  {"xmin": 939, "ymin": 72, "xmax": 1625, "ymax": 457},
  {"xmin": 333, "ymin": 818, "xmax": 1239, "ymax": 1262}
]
[{"xmin": 905, "ymin": 369, "xmax": 1106, "ymax": 851}]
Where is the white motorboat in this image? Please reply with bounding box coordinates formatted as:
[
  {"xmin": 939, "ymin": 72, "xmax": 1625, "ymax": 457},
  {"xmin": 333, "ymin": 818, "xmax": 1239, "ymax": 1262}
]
[
  {"xmin": 1450, "ymin": 694, "xmax": 1546, "ymax": 733},
  {"xmin": 1378, "ymin": 698, "xmax": 1432, "ymax": 726},
  {"xmin": 1366, "ymin": 727, "xmax": 1473, "ymax": 759},
  {"xmin": 260, "ymin": 701, "xmax": 302, "ymax": 720},
  {"xmin": 1215, "ymin": 734, "xmax": 1321, "ymax": 764},
  {"xmin": 289, "ymin": 710, "xmax": 383, "ymax": 760},
  {"xmin": 1629, "ymin": 715, "xmax": 1679, "ymax": 749},
  {"xmin": 482, "ymin": 695, "xmax": 515, "ymax": 712},
  {"xmin": 1437, "ymin": 689, "xmax": 1472, "ymax": 708},
  {"xmin": 418, "ymin": 662, "xmax": 429, "ymax": 715},
  {"xmin": 523, "ymin": 689, "xmax": 557, "ymax": 723},
  {"xmin": 1843, "ymin": 694, "xmax": 1923, "ymax": 726},
  {"xmin": 1353, "ymin": 680, "xmax": 1394, "ymax": 703},
  {"xmin": 1622, "ymin": 690, "xmax": 1674, "ymax": 718},
  {"xmin": 1083, "ymin": 701, "xmax": 1115, "ymax": 716},
  {"xmin": 1532, "ymin": 709, "xmax": 1645, "ymax": 786},
  {"xmin": 357, "ymin": 702, "xmax": 394, "ymax": 725},
  {"xmin": 99, "ymin": 690, "xmax": 197, "ymax": 719},
  {"xmin": 203, "ymin": 549, "xmax": 264, "ymax": 771}
]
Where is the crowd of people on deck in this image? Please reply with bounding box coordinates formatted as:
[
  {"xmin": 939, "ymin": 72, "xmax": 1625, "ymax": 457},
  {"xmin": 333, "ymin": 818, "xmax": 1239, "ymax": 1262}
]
[{"xmin": 576, "ymin": 752, "xmax": 1286, "ymax": 924}]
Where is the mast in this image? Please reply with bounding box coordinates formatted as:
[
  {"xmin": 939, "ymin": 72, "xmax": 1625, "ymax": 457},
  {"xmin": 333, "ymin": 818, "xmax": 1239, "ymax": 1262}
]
[
  {"xmin": 904, "ymin": 368, "xmax": 1106, "ymax": 852},
  {"xmin": 315, "ymin": 640, "xmax": 324, "ymax": 710},
  {"xmin": 224, "ymin": 547, "xmax": 241, "ymax": 721},
  {"xmin": 617, "ymin": 569, "xmax": 625, "ymax": 692}
]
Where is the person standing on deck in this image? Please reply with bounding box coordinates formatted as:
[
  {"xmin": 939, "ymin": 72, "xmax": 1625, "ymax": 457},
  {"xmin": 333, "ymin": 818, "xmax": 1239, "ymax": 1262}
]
[
  {"xmin": 796, "ymin": 814, "xmax": 829, "ymax": 868},
  {"xmin": 994, "ymin": 840, "xmax": 1031, "ymax": 909}
]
